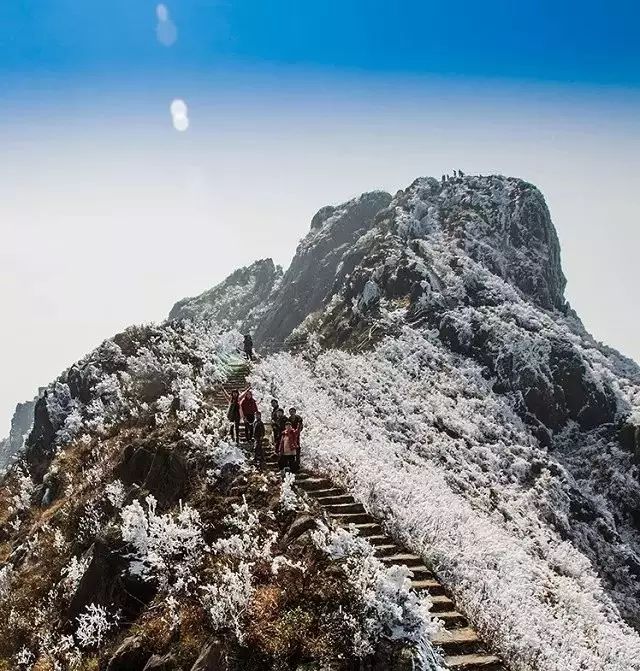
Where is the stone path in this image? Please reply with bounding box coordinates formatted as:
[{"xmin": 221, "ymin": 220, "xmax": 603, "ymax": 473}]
[{"xmin": 212, "ymin": 363, "xmax": 506, "ymax": 671}]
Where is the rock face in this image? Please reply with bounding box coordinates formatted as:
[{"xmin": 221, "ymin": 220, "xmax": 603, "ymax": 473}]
[
  {"xmin": 0, "ymin": 395, "xmax": 40, "ymax": 472},
  {"xmin": 24, "ymin": 393, "xmax": 57, "ymax": 481},
  {"xmin": 170, "ymin": 258, "xmax": 283, "ymax": 335},
  {"xmin": 253, "ymin": 190, "xmax": 392, "ymax": 348},
  {"xmin": 171, "ymin": 174, "xmax": 626, "ymax": 437}
]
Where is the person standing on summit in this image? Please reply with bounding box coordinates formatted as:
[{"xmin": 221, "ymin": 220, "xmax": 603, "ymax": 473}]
[{"xmin": 243, "ymin": 334, "xmax": 254, "ymax": 361}]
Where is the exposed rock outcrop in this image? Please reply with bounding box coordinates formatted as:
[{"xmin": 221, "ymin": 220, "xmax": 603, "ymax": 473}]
[
  {"xmin": 0, "ymin": 394, "xmax": 41, "ymax": 472},
  {"xmin": 253, "ymin": 190, "xmax": 392, "ymax": 348},
  {"xmin": 170, "ymin": 258, "xmax": 283, "ymax": 335}
]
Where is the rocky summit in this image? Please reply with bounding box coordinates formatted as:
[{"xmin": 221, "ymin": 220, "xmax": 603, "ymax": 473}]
[{"xmin": 2, "ymin": 173, "xmax": 640, "ymax": 671}]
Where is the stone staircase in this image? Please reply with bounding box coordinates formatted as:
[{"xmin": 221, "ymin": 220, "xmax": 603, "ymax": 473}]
[{"xmin": 213, "ymin": 363, "xmax": 506, "ymax": 671}]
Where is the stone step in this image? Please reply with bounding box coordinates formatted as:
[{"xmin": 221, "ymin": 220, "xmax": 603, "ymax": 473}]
[
  {"xmin": 436, "ymin": 611, "xmax": 468, "ymax": 629},
  {"xmin": 430, "ymin": 627, "xmax": 480, "ymax": 655},
  {"xmin": 409, "ymin": 566, "xmax": 436, "ymax": 580},
  {"xmin": 429, "ymin": 594, "xmax": 455, "ymax": 613},
  {"xmin": 409, "ymin": 578, "xmax": 444, "ymax": 595},
  {"xmin": 372, "ymin": 544, "xmax": 401, "ymax": 557},
  {"xmin": 314, "ymin": 493, "xmax": 354, "ymax": 505},
  {"xmin": 329, "ymin": 512, "xmax": 376, "ymax": 525},
  {"xmin": 307, "ymin": 488, "xmax": 347, "ymax": 500},
  {"xmin": 348, "ymin": 522, "xmax": 383, "ymax": 537},
  {"xmin": 297, "ymin": 477, "xmax": 334, "ymax": 492},
  {"xmin": 443, "ymin": 653, "xmax": 503, "ymax": 670},
  {"xmin": 365, "ymin": 535, "xmax": 392, "ymax": 546},
  {"xmin": 322, "ymin": 502, "xmax": 366, "ymax": 515},
  {"xmin": 379, "ymin": 553, "xmax": 424, "ymax": 568}
]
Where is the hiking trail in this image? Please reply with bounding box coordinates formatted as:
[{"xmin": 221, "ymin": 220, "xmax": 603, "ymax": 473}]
[{"xmin": 211, "ymin": 361, "xmax": 506, "ymax": 671}]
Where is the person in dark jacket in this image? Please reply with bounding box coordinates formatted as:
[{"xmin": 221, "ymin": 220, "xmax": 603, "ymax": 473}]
[
  {"xmin": 270, "ymin": 399, "xmax": 280, "ymax": 444},
  {"xmin": 227, "ymin": 390, "xmax": 241, "ymax": 445},
  {"xmin": 288, "ymin": 407, "xmax": 303, "ymax": 470},
  {"xmin": 253, "ymin": 411, "xmax": 265, "ymax": 467},
  {"xmin": 240, "ymin": 390, "xmax": 258, "ymax": 442},
  {"xmin": 243, "ymin": 334, "xmax": 254, "ymax": 361},
  {"xmin": 274, "ymin": 407, "xmax": 287, "ymax": 449}
]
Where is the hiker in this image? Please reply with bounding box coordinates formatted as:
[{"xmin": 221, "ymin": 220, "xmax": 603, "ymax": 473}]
[
  {"xmin": 227, "ymin": 390, "xmax": 241, "ymax": 445},
  {"xmin": 278, "ymin": 420, "xmax": 297, "ymax": 472},
  {"xmin": 274, "ymin": 407, "xmax": 287, "ymax": 448},
  {"xmin": 243, "ymin": 334, "xmax": 254, "ymax": 361},
  {"xmin": 253, "ymin": 411, "xmax": 265, "ymax": 467},
  {"xmin": 288, "ymin": 407, "xmax": 304, "ymax": 470},
  {"xmin": 270, "ymin": 399, "xmax": 281, "ymax": 444},
  {"xmin": 240, "ymin": 389, "xmax": 258, "ymax": 443}
]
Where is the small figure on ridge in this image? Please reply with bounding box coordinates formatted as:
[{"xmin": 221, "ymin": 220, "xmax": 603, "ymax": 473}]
[{"xmin": 243, "ymin": 333, "xmax": 254, "ymax": 361}]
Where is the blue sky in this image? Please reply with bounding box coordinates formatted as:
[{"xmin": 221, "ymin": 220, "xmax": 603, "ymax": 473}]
[
  {"xmin": 1, "ymin": 1, "xmax": 640, "ymax": 86},
  {"xmin": 1, "ymin": 2, "xmax": 639, "ymax": 431}
]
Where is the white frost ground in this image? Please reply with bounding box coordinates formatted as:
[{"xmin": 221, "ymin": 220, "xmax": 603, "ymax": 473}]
[{"xmin": 251, "ymin": 330, "xmax": 640, "ymax": 671}]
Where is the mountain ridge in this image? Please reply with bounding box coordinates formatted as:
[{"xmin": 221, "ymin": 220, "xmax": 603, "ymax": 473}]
[{"xmin": 2, "ymin": 172, "xmax": 640, "ymax": 671}]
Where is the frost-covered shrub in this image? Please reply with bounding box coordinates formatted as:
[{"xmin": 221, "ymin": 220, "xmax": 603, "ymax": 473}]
[
  {"xmin": 77, "ymin": 502, "xmax": 103, "ymax": 544},
  {"xmin": 10, "ymin": 467, "xmax": 34, "ymax": 513},
  {"xmin": 211, "ymin": 498, "xmax": 276, "ymax": 561},
  {"xmin": 75, "ymin": 603, "xmax": 116, "ymax": 648},
  {"xmin": 120, "ymin": 495, "xmax": 204, "ymax": 590},
  {"xmin": 279, "ymin": 471, "xmax": 307, "ymax": 512},
  {"xmin": 104, "ymin": 479, "xmax": 125, "ymax": 509},
  {"xmin": 312, "ymin": 524, "xmax": 437, "ymax": 657},
  {"xmin": 200, "ymin": 562, "xmax": 254, "ymax": 641},
  {"xmin": 0, "ymin": 565, "xmax": 13, "ymax": 601},
  {"xmin": 61, "ymin": 555, "xmax": 90, "ymax": 593},
  {"xmin": 14, "ymin": 647, "xmax": 35, "ymax": 669}
]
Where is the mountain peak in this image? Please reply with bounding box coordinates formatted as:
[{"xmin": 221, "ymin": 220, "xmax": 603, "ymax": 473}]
[{"xmin": 388, "ymin": 173, "xmax": 566, "ymax": 310}]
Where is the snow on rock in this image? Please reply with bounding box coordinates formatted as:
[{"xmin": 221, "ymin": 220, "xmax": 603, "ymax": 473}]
[{"xmin": 169, "ymin": 258, "xmax": 283, "ymax": 334}]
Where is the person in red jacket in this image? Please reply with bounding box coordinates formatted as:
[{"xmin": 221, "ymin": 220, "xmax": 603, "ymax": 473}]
[
  {"xmin": 239, "ymin": 389, "xmax": 258, "ymax": 443},
  {"xmin": 278, "ymin": 420, "xmax": 297, "ymax": 472}
]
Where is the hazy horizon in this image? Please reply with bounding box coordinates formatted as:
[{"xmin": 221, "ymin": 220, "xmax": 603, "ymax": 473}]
[{"xmin": 2, "ymin": 2, "xmax": 640, "ymax": 431}]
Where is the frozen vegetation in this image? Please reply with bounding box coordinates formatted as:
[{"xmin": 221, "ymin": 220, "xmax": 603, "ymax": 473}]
[{"xmin": 251, "ymin": 331, "xmax": 640, "ymax": 671}]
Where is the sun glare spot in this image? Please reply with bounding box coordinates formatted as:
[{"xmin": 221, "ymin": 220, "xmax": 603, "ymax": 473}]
[
  {"xmin": 170, "ymin": 99, "xmax": 190, "ymax": 132},
  {"xmin": 170, "ymin": 99, "xmax": 188, "ymax": 118},
  {"xmin": 155, "ymin": 4, "xmax": 177, "ymax": 46},
  {"xmin": 156, "ymin": 4, "xmax": 169, "ymax": 22},
  {"xmin": 172, "ymin": 115, "xmax": 190, "ymax": 132}
]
